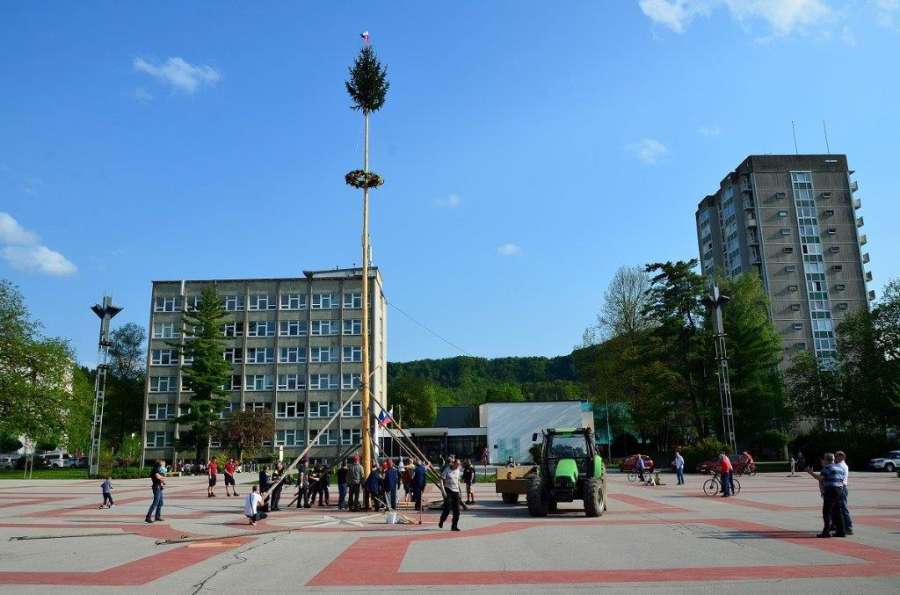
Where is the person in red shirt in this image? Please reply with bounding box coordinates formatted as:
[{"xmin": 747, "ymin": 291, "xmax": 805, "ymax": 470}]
[
  {"xmin": 719, "ymin": 453, "xmax": 734, "ymax": 497},
  {"xmin": 224, "ymin": 458, "xmax": 238, "ymax": 497},
  {"xmin": 207, "ymin": 458, "xmax": 218, "ymax": 498}
]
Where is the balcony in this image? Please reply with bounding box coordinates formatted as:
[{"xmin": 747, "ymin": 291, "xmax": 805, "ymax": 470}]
[
  {"xmin": 850, "ymin": 180, "xmax": 859, "ymax": 193},
  {"xmin": 746, "ymin": 217, "xmax": 758, "ymax": 227},
  {"xmin": 856, "ymin": 217, "xmax": 864, "ymax": 228},
  {"xmin": 862, "ymin": 252, "xmax": 870, "ymax": 264},
  {"xmin": 865, "ymin": 271, "xmax": 873, "ymax": 282},
  {"xmin": 853, "ymin": 198, "xmax": 862, "ymax": 209},
  {"xmin": 859, "ymin": 234, "xmax": 868, "ymax": 245},
  {"xmin": 820, "ymin": 191, "xmax": 833, "ymax": 199},
  {"xmin": 774, "ymin": 191, "xmax": 786, "ymax": 200}
]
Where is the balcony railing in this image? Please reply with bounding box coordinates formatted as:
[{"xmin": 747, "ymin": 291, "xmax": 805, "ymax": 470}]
[
  {"xmin": 863, "ymin": 253, "xmax": 870, "ymax": 264},
  {"xmin": 853, "ymin": 198, "xmax": 862, "ymax": 209}
]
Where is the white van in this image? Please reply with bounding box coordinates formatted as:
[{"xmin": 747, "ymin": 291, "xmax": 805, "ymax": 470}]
[
  {"xmin": 0, "ymin": 455, "xmax": 20, "ymax": 470},
  {"xmin": 41, "ymin": 452, "xmax": 74, "ymax": 468}
]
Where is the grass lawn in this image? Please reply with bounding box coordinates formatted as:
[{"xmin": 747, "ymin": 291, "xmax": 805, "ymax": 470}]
[{"xmin": 0, "ymin": 468, "xmax": 89, "ymax": 480}]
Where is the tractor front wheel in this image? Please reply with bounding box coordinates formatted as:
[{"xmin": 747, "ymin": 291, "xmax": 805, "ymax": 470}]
[
  {"xmin": 527, "ymin": 481, "xmax": 549, "ymax": 517},
  {"xmin": 583, "ymin": 477, "xmax": 605, "ymax": 517}
]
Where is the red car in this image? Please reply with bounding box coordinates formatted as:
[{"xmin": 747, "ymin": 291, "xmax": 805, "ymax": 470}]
[
  {"xmin": 619, "ymin": 454, "xmax": 654, "ymax": 473},
  {"xmin": 697, "ymin": 453, "xmax": 754, "ymax": 475}
]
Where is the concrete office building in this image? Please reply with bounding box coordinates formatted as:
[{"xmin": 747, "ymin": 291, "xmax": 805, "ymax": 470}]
[
  {"xmin": 142, "ymin": 267, "xmax": 386, "ymax": 464},
  {"xmin": 695, "ymin": 155, "xmax": 872, "ymax": 365}
]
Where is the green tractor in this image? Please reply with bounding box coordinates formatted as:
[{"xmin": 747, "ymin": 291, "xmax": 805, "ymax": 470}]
[{"xmin": 526, "ymin": 427, "xmax": 607, "ymax": 517}]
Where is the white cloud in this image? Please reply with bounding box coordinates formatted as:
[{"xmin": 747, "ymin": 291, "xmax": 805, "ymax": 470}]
[
  {"xmin": 639, "ymin": 0, "xmax": 834, "ymax": 37},
  {"xmin": 133, "ymin": 87, "xmax": 154, "ymax": 103},
  {"xmin": 497, "ymin": 243, "xmax": 521, "ymax": 256},
  {"xmin": 434, "ymin": 194, "xmax": 461, "ymax": 208},
  {"xmin": 626, "ymin": 138, "xmax": 668, "ymax": 164},
  {"xmin": 876, "ymin": 0, "xmax": 900, "ymax": 28},
  {"xmin": 0, "ymin": 212, "xmax": 76, "ymax": 276},
  {"xmin": 699, "ymin": 125, "xmax": 721, "ymax": 137},
  {"xmin": 133, "ymin": 57, "xmax": 221, "ymax": 94}
]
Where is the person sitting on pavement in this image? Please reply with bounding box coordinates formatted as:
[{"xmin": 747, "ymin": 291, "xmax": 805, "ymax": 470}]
[{"xmin": 244, "ymin": 485, "xmax": 266, "ymax": 526}]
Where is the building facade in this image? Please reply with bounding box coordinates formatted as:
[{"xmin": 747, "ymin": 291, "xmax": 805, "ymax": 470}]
[
  {"xmin": 695, "ymin": 155, "xmax": 872, "ymax": 365},
  {"xmin": 141, "ymin": 267, "xmax": 386, "ymax": 464}
]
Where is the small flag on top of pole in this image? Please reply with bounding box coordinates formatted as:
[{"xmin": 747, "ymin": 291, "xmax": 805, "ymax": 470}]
[
  {"xmin": 378, "ymin": 407, "xmax": 394, "ymax": 427},
  {"xmin": 360, "ymin": 31, "xmax": 370, "ymax": 45}
]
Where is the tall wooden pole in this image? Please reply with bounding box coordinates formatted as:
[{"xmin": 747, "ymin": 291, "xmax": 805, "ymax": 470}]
[{"xmin": 360, "ymin": 111, "xmax": 372, "ymax": 477}]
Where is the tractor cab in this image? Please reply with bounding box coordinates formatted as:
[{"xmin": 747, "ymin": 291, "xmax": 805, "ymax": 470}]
[{"xmin": 528, "ymin": 427, "xmax": 607, "ymax": 517}]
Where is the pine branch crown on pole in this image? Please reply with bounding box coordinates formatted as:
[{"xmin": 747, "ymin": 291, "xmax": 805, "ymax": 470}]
[{"xmin": 345, "ymin": 46, "xmax": 389, "ymax": 114}]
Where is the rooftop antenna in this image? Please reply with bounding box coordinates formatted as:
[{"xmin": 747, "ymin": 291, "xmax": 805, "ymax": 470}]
[
  {"xmin": 791, "ymin": 120, "xmax": 799, "ymax": 155},
  {"xmin": 823, "ymin": 120, "xmax": 831, "ymax": 154}
]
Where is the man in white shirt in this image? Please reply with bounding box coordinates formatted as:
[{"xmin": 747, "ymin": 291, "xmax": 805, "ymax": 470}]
[
  {"xmin": 244, "ymin": 485, "xmax": 265, "ymax": 526},
  {"xmin": 439, "ymin": 458, "xmax": 462, "ymax": 531},
  {"xmin": 673, "ymin": 450, "xmax": 685, "ymax": 485},
  {"xmin": 834, "ymin": 451, "xmax": 853, "ymax": 535}
]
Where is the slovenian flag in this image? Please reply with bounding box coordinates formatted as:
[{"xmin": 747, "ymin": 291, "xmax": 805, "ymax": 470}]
[
  {"xmin": 360, "ymin": 31, "xmax": 370, "ymax": 44},
  {"xmin": 378, "ymin": 407, "xmax": 393, "ymax": 426}
]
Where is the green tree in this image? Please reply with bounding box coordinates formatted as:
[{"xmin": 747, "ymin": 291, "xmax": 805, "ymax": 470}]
[
  {"xmin": 64, "ymin": 367, "xmax": 96, "ymax": 456},
  {"xmin": 387, "ymin": 376, "xmax": 437, "ymax": 428},
  {"xmin": 217, "ymin": 410, "xmax": 275, "ymax": 461},
  {"xmin": 104, "ymin": 323, "xmax": 146, "ymax": 448},
  {"xmin": 173, "ymin": 286, "xmax": 231, "ymax": 460}
]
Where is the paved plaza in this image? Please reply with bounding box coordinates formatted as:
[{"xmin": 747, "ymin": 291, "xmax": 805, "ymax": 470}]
[{"xmin": 0, "ymin": 471, "xmax": 898, "ymax": 593}]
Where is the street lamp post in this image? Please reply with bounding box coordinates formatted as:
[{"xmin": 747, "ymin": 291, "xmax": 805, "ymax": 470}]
[
  {"xmin": 702, "ymin": 285, "xmax": 736, "ymax": 454},
  {"xmin": 88, "ymin": 296, "xmax": 122, "ymax": 477}
]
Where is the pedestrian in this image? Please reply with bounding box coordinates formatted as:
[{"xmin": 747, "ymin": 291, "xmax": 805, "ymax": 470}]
[
  {"xmin": 807, "ymin": 452, "xmax": 847, "ymax": 538},
  {"xmin": 296, "ymin": 459, "xmax": 311, "ymax": 509},
  {"xmin": 834, "ymin": 451, "xmax": 853, "ymax": 535},
  {"xmin": 348, "ymin": 455, "xmax": 363, "ymax": 511},
  {"xmin": 412, "ymin": 458, "xmax": 427, "ymax": 511},
  {"xmin": 365, "ymin": 464, "xmax": 384, "ymax": 511},
  {"xmin": 790, "ymin": 455, "xmax": 797, "ymax": 477},
  {"xmin": 207, "ymin": 458, "xmax": 218, "ymax": 498},
  {"xmin": 719, "ymin": 452, "xmax": 734, "ymax": 497},
  {"xmin": 673, "ymin": 449, "xmax": 685, "ymax": 485},
  {"xmin": 224, "ymin": 458, "xmax": 239, "ymax": 496},
  {"xmin": 337, "ymin": 460, "xmax": 349, "ymax": 510},
  {"xmin": 439, "ymin": 457, "xmax": 462, "ymax": 531},
  {"xmin": 145, "ymin": 459, "xmax": 166, "ymax": 523},
  {"xmin": 635, "ymin": 453, "xmax": 646, "ymax": 483},
  {"xmin": 383, "ymin": 459, "xmax": 400, "ymax": 509},
  {"xmin": 317, "ymin": 463, "xmax": 331, "ymax": 506},
  {"xmin": 462, "ymin": 459, "xmax": 476, "ymax": 504},
  {"xmin": 742, "ymin": 451, "xmax": 755, "ymax": 474},
  {"xmin": 270, "ymin": 462, "xmax": 285, "ymax": 511},
  {"xmin": 99, "ymin": 476, "xmax": 114, "ymax": 509},
  {"xmin": 244, "ymin": 485, "xmax": 266, "ymax": 526},
  {"xmin": 401, "ymin": 458, "xmax": 413, "ymax": 503}
]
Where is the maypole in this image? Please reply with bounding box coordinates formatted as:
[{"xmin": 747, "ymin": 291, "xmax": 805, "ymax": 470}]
[{"xmin": 345, "ymin": 31, "xmax": 389, "ymax": 478}]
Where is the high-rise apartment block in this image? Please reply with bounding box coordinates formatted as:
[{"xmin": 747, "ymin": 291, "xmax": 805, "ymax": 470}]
[
  {"xmin": 141, "ymin": 267, "xmax": 386, "ymax": 464},
  {"xmin": 696, "ymin": 155, "xmax": 872, "ymax": 364}
]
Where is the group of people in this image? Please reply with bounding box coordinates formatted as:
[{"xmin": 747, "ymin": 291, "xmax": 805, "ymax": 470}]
[{"xmin": 806, "ymin": 450, "xmax": 853, "ymax": 538}]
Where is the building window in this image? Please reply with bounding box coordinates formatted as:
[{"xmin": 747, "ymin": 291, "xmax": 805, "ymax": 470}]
[
  {"xmin": 276, "ymin": 400, "xmax": 305, "ymax": 418},
  {"xmin": 278, "ymin": 347, "xmax": 304, "ymax": 364},
  {"xmin": 341, "ymin": 428, "xmax": 362, "ymax": 445},
  {"xmin": 246, "ymin": 401, "xmax": 271, "ymax": 412},
  {"xmin": 149, "ymin": 376, "xmax": 177, "ymax": 392},
  {"xmin": 275, "ymin": 429, "xmax": 305, "ymax": 446},
  {"xmin": 246, "ymin": 347, "xmax": 274, "ymax": 364},
  {"xmin": 152, "ymin": 322, "xmax": 177, "ymax": 339},
  {"xmin": 222, "ymin": 321, "xmax": 244, "ymax": 337},
  {"xmin": 279, "ymin": 320, "xmax": 306, "ymax": 337},
  {"xmin": 223, "ymin": 295, "xmax": 245, "ymax": 311},
  {"xmin": 223, "ymin": 348, "xmax": 243, "ymax": 364},
  {"xmin": 777, "ymin": 210, "xmax": 788, "ymax": 218},
  {"xmin": 151, "ymin": 349, "xmax": 177, "ymax": 366},
  {"xmin": 219, "ymin": 402, "xmax": 235, "ymax": 420},
  {"xmin": 310, "ymin": 320, "xmax": 337, "ymax": 336},
  {"xmin": 312, "ymin": 293, "xmax": 338, "ymax": 309},
  {"xmin": 343, "ymin": 319, "xmax": 362, "ymax": 335},
  {"xmin": 309, "ymin": 374, "xmax": 339, "ymax": 390},
  {"xmin": 147, "ymin": 403, "xmax": 173, "ymax": 420},
  {"xmin": 280, "ymin": 293, "xmax": 306, "ymax": 310},
  {"xmin": 247, "ymin": 320, "xmax": 275, "ymax": 337},
  {"xmin": 310, "ymin": 346, "xmax": 337, "ymax": 363},
  {"xmin": 146, "ymin": 431, "xmax": 171, "ymax": 448},
  {"xmin": 245, "ymin": 375, "xmax": 274, "ymax": 391},
  {"xmin": 343, "ymin": 346, "xmax": 362, "ymax": 362},
  {"xmin": 342, "ymin": 400, "xmax": 361, "ymax": 417},
  {"xmin": 277, "ymin": 373, "xmax": 305, "ymax": 391},
  {"xmin": 783, "ymin": 247, "xmax": 794, "ymax": 254},
  {"xmin": 343, "ymin": 292, "xmax": 362, "ymax": 309},
  {"xmin": 183, "ymin": 295, "xmax": 200, "ymax": 312},
  {"xmin": 312, "ymin": 428, "xmax": 338, "ymax": 445},
  {"xmin": 154, "ymin": 296, "xmax": 178, "ymax": 312},
  {"xmin": 224, "ymin": 374, "xmax": 242, "ymax": 390},
  {"xmin": 249, "ymin": 294, "xmax": 276, "ymax": 311},
  {"xmin": 342, "ymin": 373, "xmax": 361, "ymax": 389}
]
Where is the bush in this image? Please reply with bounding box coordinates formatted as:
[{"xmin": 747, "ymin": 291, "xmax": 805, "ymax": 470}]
[{"xmin": 681, "ymin": 436, "xmax": 729, "ymax": 473}]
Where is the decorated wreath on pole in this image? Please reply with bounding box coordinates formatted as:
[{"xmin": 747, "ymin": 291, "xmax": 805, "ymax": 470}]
[{"xmin": 344, "ymin": 169, "xmax": 384, "ymax": 189}]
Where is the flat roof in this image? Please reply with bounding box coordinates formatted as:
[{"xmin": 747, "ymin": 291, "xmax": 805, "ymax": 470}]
[{"xmin": 152, "ymin": 266, "xmax": 381, "ymax": 284}]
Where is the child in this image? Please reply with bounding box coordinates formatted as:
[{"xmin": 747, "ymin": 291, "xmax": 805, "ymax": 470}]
[
  {"xmin": 99, "ymin": 476, "xmax": 114, "ymax": 508},
  {"xmin": 244, "ymin": 485, "xmax": 265, "ymax": 526}
]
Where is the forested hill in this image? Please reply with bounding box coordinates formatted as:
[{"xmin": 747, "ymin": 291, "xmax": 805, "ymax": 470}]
[{"xmin": 387, "ymin": 355, "xmax": 577, "ymax": 387}]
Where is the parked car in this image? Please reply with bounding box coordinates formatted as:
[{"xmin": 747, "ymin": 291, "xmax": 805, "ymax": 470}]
[
  {"xmin": 619, "ymin": 454, "xmax": 654, "ymax": 473},
  {"xmin": 40, "ymin": 452, "xmax": 75, "ymax": 468},
  {"xmin": 868, "ymin": 450, "xmax": 900, "ymax": 472},
  {"xmin": 697, "ymin": 454, "xmax": 752, "ymax": 474},
  {"xmin": 0, "ymin": 455, "xmax": 21, "ymax": 470}
]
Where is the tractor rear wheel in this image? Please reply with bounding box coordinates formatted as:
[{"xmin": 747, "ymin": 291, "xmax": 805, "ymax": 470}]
[
  {"xmin": 583, "ymin": 477, "xmax": 604, "ymax": 517},
  {"xmin": 527, "ymin": 480, "xmax": 549, "ymax": 517},
  {"xmin": 501, "ymin": 493, "xmax": 519, "ymax": 504}
]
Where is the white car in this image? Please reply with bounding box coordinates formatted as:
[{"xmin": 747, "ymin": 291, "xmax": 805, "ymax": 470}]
[{"xmin": 868, "ymin": 450, "xmax": 900, "ymax": 472}]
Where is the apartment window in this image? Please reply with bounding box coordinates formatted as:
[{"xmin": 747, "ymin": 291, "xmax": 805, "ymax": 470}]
[
  {"xmin": 313, "ymin": 428, "xmax": 338, "ymax": 446},
  {"xmin": 309, "ymin": 374, "xmax": 339, "ymax": 390},
  {"xmin": 275, "ymin": 429, "xmax": 295, "ymax": 447},
  {"xmin": 146, "ymin": 431, "xmax": 171, "ymax": 448},
  {"xmin": 342, "ymin": 428, "xmax": 362, "ymax": 445},
  {"xmin": 312, "ymin": 293, "xmax": 337, "ymax": 309},
  {"xmin": 783, "ymin": 247, "xmax": 794, "ymax": 254},
  {"xmin": 310, "ymin": 320, "xmax": 337, "ymax": 336},
  {"xmin": 223, "ymin": 295, "xmax": 244, "ymax": 311},
  {"xmin": 154, "ymin": 296, "xmax": 178, "ymax": 312},
  {"xmin": 280, "ymin": 293, "xmax": 306, "ymax": 310},
  {"xmin": 776, "ymin": 210, "xmax": 788, "ymax": 218},
  {"xmin": 245, "ymin": 374, "xmax": 274, "ymax": 391},
  {"xmin": 277, "ymin": 347, "xmax": 303, "ymax": 364},
  {"xmin": 780, "ymin": 228, "xmax": 792, "ymax": 236},
  {"xmin": 832, "ymin": 264, "xmax": 843, "ymax": 272},
  {"xmin": 785, "ymin": 265, "xmax": 797, "ymax": 273},
  {"xmin": 826, "ymin": 227, "xmax": 837, "ymax": 235},
  {"xmin": 788, "ymin": 284, "xmax": 799, "ymax": 292},
  {"xmin": 342, "ymin": 373, "xmax": 361, "ymax": 390},
  {"xmin": 277, "ymin": 373, "xmax": 305, "ymax": 390},
  {"xmin": 276, "ymin": 400, "xmax": 305, "ymax": 418},
  {"xmin": 246, "ymin": 347, "xmax": 274, "ymax": 364},
  {"xmin": 246, "ymin": 401, "xmax": 271, "ymax": 412},
  {"xmin": 247, "ymin": 320, "xmax": 275, "ymax": 337},
  {"xmin": 151, "ymin": 349, "xmax": 177, "ymax": 366},
  {"xmin": 223, "ymin": 348, "xmax": 243, "ymax": 364},
  {"xmin": 279, "ymin": 320, "xmax": 306, "ymax": 337},
  {"xmin": 829, "ymin": 246, "xmax": 841, "ymax": 253},
  {"xmin": 310, "ymin": 346, "xmax": 336, "ymax": 363},
  {"xmin": 152, "ymin": 322, "xmax": 177, "ymax": 339},
  {"xmin": 184, "ymin": 295, "xmax": 200, "ymax": 312},
  {"xmin": 343, "ymin": 346, "xmax": 362, "ymax": 363},
  {"xmin": 791, "ymin": 322, "xmax": 803, "ymax": 331},
  {"xmin": 222, "ymin": 321, "xmax": 244, "ymax": 337},
  {"xmin": 219, "ymin": 402, "xmax": 235, "ymax": 420},
  {"xmin": 790, "ymin": 304, "xmax": 802, "ymax": 312},
  {"xmin": 343, "ymin": 292, "xmax": 362, "ymax": 309},
  {"xmin": 249, "ymin": 293, "xmax": 276, "ymax": 311},
  {"xmin": 147, "ymin": 403, "xmax": 173, "ymax": 420},
  {"xmin": 837, "ymin": 302, "xmax": 849, "ymax": 310},
  {"xmin": 342, "ymin": 400, "xmax": 362, "ymax": 417},
  {"xmin": 149, "ymin": 376, "xmax": 177, "ymax": 392},
  {"xmin": 308, "ymin": 401, "xmax": 336, "ymax": 418},
  {"xmin": 835, "ymin": 284, "xmax": 846, "ymax": 292},
  {"xmin": 224, "ymin": 374, "xmax": 242, "ymax": 390},
  {"xmin": 343, "ymin": 319, "xmax": 362, "ymax": 335},
  {"xmin": 824, "ymin": 209, "xmax": 835, "ymax": 217}
]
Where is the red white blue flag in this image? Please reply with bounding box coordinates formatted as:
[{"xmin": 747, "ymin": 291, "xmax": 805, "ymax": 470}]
[
  {"xmin": 360, "ymin": 31, "xmax": 370, "ymax": 45},
  {"xmin": 377, "ymin": 407, "xmax": 393, "ymax": 427}
]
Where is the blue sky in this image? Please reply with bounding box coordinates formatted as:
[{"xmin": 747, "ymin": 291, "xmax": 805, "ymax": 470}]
[{"xmin": 2, "ymin": 1, "xmax": 899, "ymax": 364}]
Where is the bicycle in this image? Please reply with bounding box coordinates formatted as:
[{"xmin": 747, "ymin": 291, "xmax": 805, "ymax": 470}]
[
  {"xmin": 627, "ymin": 469, "xmax": 649, "ymax": 483},
  {"xmin": 702, "ymin": 472, "xmax": 741, "ymax": 496}
]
